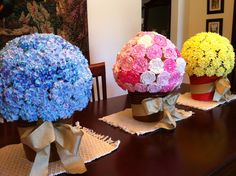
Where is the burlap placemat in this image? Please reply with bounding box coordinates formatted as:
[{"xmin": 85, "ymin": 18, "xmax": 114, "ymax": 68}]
[
  {"xmin": 177, "ymin": 92, "xmax": 236, "ymax": 110},
  {"xmin": 0, "ymin": 122, "xmax": 120, "ymax": 176},
  {"xmin": 99, "ymin": 108, "xmax": 193, "ymax": 136}
]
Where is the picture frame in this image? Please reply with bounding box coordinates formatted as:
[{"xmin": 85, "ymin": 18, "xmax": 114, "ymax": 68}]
[
  {"xmin": 207, "ymin": 0, "xmax": 224, "ymax": 14},
  {"xmin": 206, "ymin": 18, "xmax": 223, "ymax": 35}
]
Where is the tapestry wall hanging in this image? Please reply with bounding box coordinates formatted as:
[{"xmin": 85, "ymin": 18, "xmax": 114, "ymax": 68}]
[{"xmin": 0, "ymin": 0, "xmax": 89, "ymax": 60}]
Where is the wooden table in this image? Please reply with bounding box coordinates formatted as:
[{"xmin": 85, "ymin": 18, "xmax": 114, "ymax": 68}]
[{"xmin": 1, "ymin": 85, "xmax": 236, "ymax": 176}]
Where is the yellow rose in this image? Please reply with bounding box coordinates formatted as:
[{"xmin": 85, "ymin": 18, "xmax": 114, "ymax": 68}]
[
  {"xmin": 206, "ymin": 67, "xmax": 216, "ymax": 76},
  {"xmin": 181, "ymin": 32, "xmax": 235, "ymax": 77},
  {"xmin": 211, "ymin": 58, "xmax": 221, "ymax": 69},
  {"xmin": 193, "ymin": 67, "xmax": 205, "ymax": 76},
  {"xmin": 216, "ymin": 67, "xmax": 225, "ymax": 77}
]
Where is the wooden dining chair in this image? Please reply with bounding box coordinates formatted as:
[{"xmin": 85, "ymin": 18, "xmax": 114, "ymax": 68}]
[
  {"xmin": 0, "ymin": 117, "xmax": 4, "ymax": 123},
  {"xmin": 89, "ymin": 62, "xmax": 107, "ymax": 101}
]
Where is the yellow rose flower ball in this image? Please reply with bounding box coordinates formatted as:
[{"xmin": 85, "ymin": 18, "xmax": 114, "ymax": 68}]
[{"xmin": 181, "ymin": 32, "xmax": 235, "ymax": 77}]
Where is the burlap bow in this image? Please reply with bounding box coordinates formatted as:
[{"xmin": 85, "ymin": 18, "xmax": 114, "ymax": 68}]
[
  {"xmin": 132, "ymin": 93, "xmax": 183, "ymax": 130},
  {"xmin": 213, "ymin": 78, "xmax": 231, "ymax": 101},
  {"xmin": 190, "ymin": 77, "xmax": 232, "ymax": 102},
  {"xmin": 18, "ymin": 122, "xmax": 86, "ymax": 176}
]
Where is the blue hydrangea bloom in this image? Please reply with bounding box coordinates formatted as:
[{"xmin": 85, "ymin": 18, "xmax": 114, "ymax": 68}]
[{"xmin": 0, "ymin": 33, "xmax": 92, "ymax": 122}]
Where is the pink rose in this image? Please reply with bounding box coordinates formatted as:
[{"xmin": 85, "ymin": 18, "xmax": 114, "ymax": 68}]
[
  {"xmin": 168, "ymin": 71, "xmax": 181, "ymax": 86},
  {"xmin": 175, "ymin": 48, "xmax": 181, "ymax": 57},
  {"xmin": 115, "ymin": 78, "xmax": 126, "ymax": 90},
  {"xmin": 128, "ymin": 37, "xmax": 138, "ymax": 46},
  {"xmin": 160, "ymin": 71, "xmax": 181, "ymax": 92},
  {"xmin": 116, "ymin": 53, "xmax": 123, "ymax": 66},
  {"xmin": 124, "ymin": 83, "xmax": 135, "ymax": 92},
  {"xmin": 133, "ymin": 57, "xmax": 148, "ymax": 73},
  {"xmin": 116, "ymin": 53, "xmax": 133, "ymax": 71},
  {"xmin": 156, "ymin": 71, "xmax": 170, "ymax": 86},
  {"xmin": 120, "ymin": 45, "xmax": 132, "ymax": 56},
  {"xmin": 146, "ymin": 44, "xmax": 162, "ymax": 59},
  {"xmin": 121, "ymin": 56, "xmax": 133, "ymax": 71},
  {"xmin": 166, "ymin": 40, "xmax": 176, "ymax": 49},
  {"xmin": 164, "ymin": 48, "xmax": 177, "ymax": 59},
  {"xmin": 160, "ymin": 85, "xmax": 174, "ymax": 93},
  {"xmin": 154, "ymin": 35, "xmax": 167, "ymax": 47},
  {"xmin": 131, "ymin": 44, "xmax": 146, "ymax": 59},
  {"xmin": 134, "ymin": 83, "xmax": 147, "ymax": 92},
  {"xmin": 116, "ymin": 71, "xmax": 126, "ymax": 85},
  {"xmin": 113, "ymin": 65, "xmax": 119, "ymax": 78},
  {"xmin": 117, "ymin": 70, "xmax": 140, "ymax": 85},
  {"xmin": 164, "ymin": 59, "xmax": 176, "ymax": 72},
  {"xmin": 147, "ymin": 83, "xmax": 161, "ymax": 93}
]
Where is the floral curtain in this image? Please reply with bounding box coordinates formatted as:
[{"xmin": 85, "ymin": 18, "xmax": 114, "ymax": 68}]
[{"xmin": 0, "ymin": 0, "xmax": 90, "ymax": 61}]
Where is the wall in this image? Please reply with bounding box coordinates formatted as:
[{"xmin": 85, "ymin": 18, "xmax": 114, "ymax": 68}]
[
  {"xmin": 87, "ymin": 0, "xmax": 235, "ymax": 98},
  {"xmin": 171, "ymin": 0, "xmax": 188, "ymax": 50},
  {"xmin": 87, "ymin": 0, "xmax": 141, "ymax": 98},
  {"xmin": 171, "ymin": 0, "xmax": 190, "ymax": 82},
  {"xmin": 186, "ymin": 0, "xmax": 234, "ymax": 41},
  {"xmin": 171, "ymin": 0, "xmax": 235, "ymax": 83}
]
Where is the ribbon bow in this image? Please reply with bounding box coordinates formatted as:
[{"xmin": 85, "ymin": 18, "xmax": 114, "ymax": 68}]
[
  {"xmin": 213, "ymin": 78, "xmax": 231, "ymax": 101},
  {"xmin": 18, "ymin": 122, "xmax": 86, "ymax": 176},
  {"xmin": 190, "ymin": 77, "xmax": 232, "ymax": 102},
  {"xmin": 132, "ymin": 93, "xmax": 182, "ymax": 130}
]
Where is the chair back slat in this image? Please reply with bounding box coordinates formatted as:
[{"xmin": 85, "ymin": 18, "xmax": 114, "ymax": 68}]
[
  {"xmin": 102, "ymin": 75, "xmax": 107, "ymax": 100},
  {"xmin": 95, "ymin": 77, "xmax": 100, "ymax": 101},
  {"xmin": 91, "ymin": 86, "xmax": 95, "ymax": 102},
  {"xmin": 89, "ymin": 62, "xmax": 107, "ymax": 101}
]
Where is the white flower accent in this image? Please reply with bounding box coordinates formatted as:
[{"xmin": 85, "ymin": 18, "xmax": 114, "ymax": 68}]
[
  {"xmin": 140, "ymin": 71, "xmax": 156, "ymax": 85},
  {"xmin": 149, "ymin": 58, "xmax": 164, "ymax": 74},
  {"xmin": 137, "ymin": 35, "xmax": 153, "ymax": 47},
  {"xmin": 176, "ymin": 57, "xmax": 186, "ymax": 74}
]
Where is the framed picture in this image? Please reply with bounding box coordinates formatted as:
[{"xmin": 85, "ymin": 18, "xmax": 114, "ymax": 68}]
[
  {"xmin": 207, "ymin": 0, "xmax": 224, "ymax": 14},
  {"xmin": 206, "ymin": 18, "xmax": 223, "ymax": 35}
]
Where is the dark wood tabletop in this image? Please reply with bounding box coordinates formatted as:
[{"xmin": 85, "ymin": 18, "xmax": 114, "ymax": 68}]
[{"xmin": 1, "ymin": 84, "xmax": 236, "ymax": 176}]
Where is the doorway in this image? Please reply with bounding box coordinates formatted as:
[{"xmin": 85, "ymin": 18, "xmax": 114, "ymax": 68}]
[
  {"xmin": 142, "ymin": 0, "xmax": 171, "ymax": 39},
  {"xmin": 230, "ymin": 1, "xmax": 236, "ymax": 92}
]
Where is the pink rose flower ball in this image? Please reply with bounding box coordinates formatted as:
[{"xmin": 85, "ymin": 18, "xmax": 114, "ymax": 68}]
[{"xmin": 113, "ymin": 31, "xmax": 186, "ymax": 93}]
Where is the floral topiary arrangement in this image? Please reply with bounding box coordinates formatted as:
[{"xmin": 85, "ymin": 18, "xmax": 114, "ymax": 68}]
[
  {"xmin": 181, "ymin": 32, "xmax": 235, "ymax": 101},
  {"xmin": 113, "ymin": 31, "xmax": 186, "ymax": 94},
  {"xmin": 113, "ymin": 31, "xmax": 186, "ymax": 123},
  {"xmin": 0, "ymin": 33, "xmax": 92, "ymax": 122},
  {"xmin": 181, "ymin": 32, "xmax": 235, "ymax": 77}
]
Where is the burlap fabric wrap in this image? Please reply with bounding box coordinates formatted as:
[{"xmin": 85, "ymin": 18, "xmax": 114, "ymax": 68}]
[
  {"xmin": 17, "ymin": 118, "xmax": 86, "ymax": 176},
  {"xmin": 190, "ymin": 77, "xmax": 231, "ymax": 102},
  {"xmin": 129, "ymin": 91, "xmax": 183, "ymax": 129}
]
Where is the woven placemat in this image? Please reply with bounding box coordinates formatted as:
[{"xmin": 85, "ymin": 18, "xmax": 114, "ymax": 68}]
[
  {"xmin": 99, "ymin": 108, "xmax": 193, "ymax": 136},
  {"xmin": 177, "ymin": 92, "xmax": 236, "ymax": 110},
  {"xmin": 0, "ymin": 122, "xmax": 120, "ymax": 176}
]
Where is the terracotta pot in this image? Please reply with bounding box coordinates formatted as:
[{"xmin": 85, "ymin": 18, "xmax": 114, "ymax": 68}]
[
  {"xmin": 128, "ymin": 91, "xmax": 169, "ymax": 122},
  {"xmin": 189, "ymin": 75, "xmax": 220, "ymax": 101},
  {"xmin": 17, "ymin": 118, "xmax": 73, "ymax": 162}
]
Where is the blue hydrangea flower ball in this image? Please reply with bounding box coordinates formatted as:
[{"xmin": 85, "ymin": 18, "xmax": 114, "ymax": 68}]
[{"xmin": 0, "ymin": 33, "xmax": 92, "ymax": 122}]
